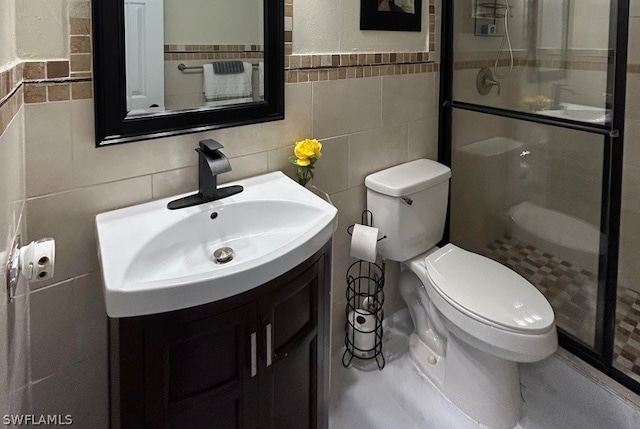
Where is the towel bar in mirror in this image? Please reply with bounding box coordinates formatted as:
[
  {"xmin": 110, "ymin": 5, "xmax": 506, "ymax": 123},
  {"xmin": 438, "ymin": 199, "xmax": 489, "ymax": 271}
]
[{"xmin": 92, "ymin": 0, "xmax": 284, "ymax": 146}]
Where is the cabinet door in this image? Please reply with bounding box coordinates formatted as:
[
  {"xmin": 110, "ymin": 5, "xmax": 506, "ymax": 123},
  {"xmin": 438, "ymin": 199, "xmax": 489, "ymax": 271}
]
[
  {"xmin": 258, "ymin": 255, "xmax": 326, "ymax": 429},
  {"xmin": 144, "ymin": 303, "xmax": 258, "ymax": 429}
]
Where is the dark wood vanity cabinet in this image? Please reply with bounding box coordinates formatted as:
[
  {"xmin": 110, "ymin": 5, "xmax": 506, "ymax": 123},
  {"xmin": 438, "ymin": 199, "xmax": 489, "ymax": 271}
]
[{"xmin": 110, "ymin": 243, "xmax": 331, "ymax": 429}]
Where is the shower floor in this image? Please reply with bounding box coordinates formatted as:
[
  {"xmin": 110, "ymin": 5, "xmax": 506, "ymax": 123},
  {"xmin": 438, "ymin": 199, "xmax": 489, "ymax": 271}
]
[{"xmin": 483, "ymin": 236, "xmax": 640, "ymax": 384}]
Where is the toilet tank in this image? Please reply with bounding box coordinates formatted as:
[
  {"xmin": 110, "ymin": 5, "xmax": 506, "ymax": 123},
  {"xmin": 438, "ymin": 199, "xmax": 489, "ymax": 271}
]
[{"xmin": 365, "ymin": 159, "xmax": 451, "ymax": 262}]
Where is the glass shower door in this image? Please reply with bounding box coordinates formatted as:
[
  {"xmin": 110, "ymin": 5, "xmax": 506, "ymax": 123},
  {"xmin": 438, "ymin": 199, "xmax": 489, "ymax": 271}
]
[
  {"xmin": 450, "ymin": 110, "xmax": 605, "ymax": 347},
  {"xmin": 452, "ymin": 0, "xmax": 612, "ymax": 121},
  {"xmin": 443, "ymin": 0, "xmax": 631, "ymax": 388}
]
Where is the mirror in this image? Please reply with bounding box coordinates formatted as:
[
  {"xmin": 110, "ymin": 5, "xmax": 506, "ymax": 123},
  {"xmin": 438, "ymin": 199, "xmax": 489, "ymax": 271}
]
[
  {"xmin": 531, "ymin": 0, "xmax": 570, "ymax": 81},
  {"xmin": 93, "ymin": 0, "xmax": 284, "ymax": 146}
]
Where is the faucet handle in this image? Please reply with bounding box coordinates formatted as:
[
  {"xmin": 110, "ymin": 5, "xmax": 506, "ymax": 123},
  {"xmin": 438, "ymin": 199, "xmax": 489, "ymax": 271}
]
[
  {"xmin": 199, "ymin": 139, "xmax": 224, "ymax": 154},
  {"xmin": 196, "ymin": 138, "xmax": 232, "ymax": 177}
]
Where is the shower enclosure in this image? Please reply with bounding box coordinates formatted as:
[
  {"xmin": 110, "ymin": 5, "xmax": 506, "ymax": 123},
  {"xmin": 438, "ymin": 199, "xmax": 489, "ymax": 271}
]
[{"xmin": 440, "ymin": 1, "xmax": 636, "ymax": 391}]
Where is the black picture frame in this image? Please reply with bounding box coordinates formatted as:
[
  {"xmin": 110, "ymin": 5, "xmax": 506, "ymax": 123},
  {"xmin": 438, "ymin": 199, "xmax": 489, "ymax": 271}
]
[
  {"xmin": 360, "ymin": 0, "xmax": 422, "ymax": 32},
  {"xmin": 92, "ymin": 0, "xmax": 284, "ymax": 147}
]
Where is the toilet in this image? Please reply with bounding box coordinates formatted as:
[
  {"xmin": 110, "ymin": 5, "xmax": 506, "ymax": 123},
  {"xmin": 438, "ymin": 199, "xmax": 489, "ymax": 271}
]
[{"xmin": 365, "ymin": 159, "xmax": 557, "ymax": 429}]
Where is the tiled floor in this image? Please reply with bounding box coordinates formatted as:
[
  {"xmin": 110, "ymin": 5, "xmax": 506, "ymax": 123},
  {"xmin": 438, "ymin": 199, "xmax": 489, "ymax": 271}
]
[
  {"xmin": 330, "ymin": 310, "xmax": 640, "ymax": 429},
  {"xmin": 614, "ymin": 287, "xmax": 640, "ymax": 380},
  {"xmin": 482, "ymin": 236, "xmax": 640, "ymax": 384}
]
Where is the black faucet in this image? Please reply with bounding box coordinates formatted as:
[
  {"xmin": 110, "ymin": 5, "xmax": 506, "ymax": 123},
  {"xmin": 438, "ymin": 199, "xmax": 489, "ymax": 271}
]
[
  {"xmin": 167, "ymin": 139, "xmax": 244, "ymax": 209},
  {"xmin": 551, "ymin": 83, "xmax": 576, "ymax": 109}
]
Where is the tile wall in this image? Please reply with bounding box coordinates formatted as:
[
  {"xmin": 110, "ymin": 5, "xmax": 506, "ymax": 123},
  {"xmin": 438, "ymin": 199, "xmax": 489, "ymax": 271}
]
[
  {"xmin": 1, "ymin": 0, "xmax": 638, "ymax": 424},
  {"xmin": 619, "ymin": 1, "xmax": 640, "ymax": 293},
  {"xmin": 1, "ymin": 0, "xmax": 439, "ymax": 424},
  {"xmin": 0, "ymin": 0, "xmax": 28, "ymax": 421},
  {"xmin": 0, "ymin": 96, "xmax": 28, "ymax": 421}
]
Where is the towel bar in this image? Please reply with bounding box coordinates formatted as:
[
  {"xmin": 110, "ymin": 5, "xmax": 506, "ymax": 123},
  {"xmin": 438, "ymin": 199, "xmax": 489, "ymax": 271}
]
[{"xmin": 178, "ymin": 63, "xmax": 261, "ymax": 72}]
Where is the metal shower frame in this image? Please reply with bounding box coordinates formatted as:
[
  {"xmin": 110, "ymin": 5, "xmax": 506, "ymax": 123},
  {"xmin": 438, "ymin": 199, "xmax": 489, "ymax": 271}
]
[{"xmin": 438, "ymin": 0, "xmax": 635, "ymax": 393}]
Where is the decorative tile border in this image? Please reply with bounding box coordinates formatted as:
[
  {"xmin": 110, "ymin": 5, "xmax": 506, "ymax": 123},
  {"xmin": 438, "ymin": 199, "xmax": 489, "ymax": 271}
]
[
  {"xmin": 287, "ymin": 51, "xmax": 433, "ymax": 69},
  {"xmin": 0, "ymin": 63, "xmax": 24, "ymax": 137},
  {"xmin": 23, "ymin": 79, "xmax": 93, "ymax": 104},
  {"xmin": 453, "ymin": 58, "xmax": 511, "ymax": 70},
  {"xmin": 165, "ymin": 52, "xmax": 264, "ymax": 61},
  {"xmin": 284, "ymin": 0, "xmax": 438, "ymax": 79},
  {"xmin": 164, "ymin": 44, "xmax": 265, "ymax": 61},
  {"xmin": 454, "ymin": 49, "xmax": 612, "ymax": 72},
  {"xmin": 628, "ymin": 64, "xmax": 640, "ymax": 73},
  {"xmin": 165, "ymin": 44, "xmax": 264, "ymax": 53},
  {"xmin": 285, "ymin": 62, "xmax": 439, "ymax": 83},
  {"xmin": 0, "ymin": 63, "xmax": 23, "ymax": 105},
  {"xmin": 26, "ymin": 0, "xmax": 439, "ymax": 110},
  {"xmin": 454, "ymin": 59, "xmax": 610, "ymax": 72},
  {"xmin": 21, "ymin": 3, "xmax": 93, "ymax": 105},
  {"xmin": 21, "ymin": 59, "xmax": 92, "ymax": 104},
  {"xmin": 70, "ymin": 12, "xmax": 92, "ymax": 78}
]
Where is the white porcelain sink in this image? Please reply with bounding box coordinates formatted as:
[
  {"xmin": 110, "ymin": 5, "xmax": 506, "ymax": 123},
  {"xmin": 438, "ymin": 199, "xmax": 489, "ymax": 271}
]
[
  {"xmin": 96, "ymin": 172, "xmax": 337, "ymax": 317},
  {"xmin": 536, "ymin": 103, "xmax": 611, "ymax": 125}
]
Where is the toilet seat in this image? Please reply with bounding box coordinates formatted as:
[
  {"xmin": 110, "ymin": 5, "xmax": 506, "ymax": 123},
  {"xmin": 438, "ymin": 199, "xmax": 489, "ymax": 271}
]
[
  {"xmin": 425, "ymin": 244, "xmax": 555, "ymax": 334},
  {"xmin": 405, "ymin": 244, "xmax": 557, "ymax": 362}
]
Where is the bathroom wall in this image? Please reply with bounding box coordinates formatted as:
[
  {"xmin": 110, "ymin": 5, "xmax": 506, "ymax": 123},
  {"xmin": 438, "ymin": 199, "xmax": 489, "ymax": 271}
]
[
  {"xmin": 5, "ymin": 0, "xmax": 638, "ymax": 423},
  {"xmin": 619, "ymin": 0, "xmax": 640, "ymax": 293},
  {"xmin": 5, "ymin": 0, "xmax": 440, "ymax": 424},
  {"xmin": 164, "ymin": 0, "xmax": 262, "ymax": 45},
  {"xmin": 0, "ymin": 0, "xmax": 29, "ymax": 420},
  {"xmin": 293, "ymin": 0, "xmax": 432, "ymax": 53}
]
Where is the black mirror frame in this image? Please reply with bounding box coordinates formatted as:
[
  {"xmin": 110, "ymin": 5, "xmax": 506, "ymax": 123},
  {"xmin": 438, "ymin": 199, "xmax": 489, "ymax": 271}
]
[{"xmin": 92, "ymin": 0, "xmax": 284, "ymax": 146}]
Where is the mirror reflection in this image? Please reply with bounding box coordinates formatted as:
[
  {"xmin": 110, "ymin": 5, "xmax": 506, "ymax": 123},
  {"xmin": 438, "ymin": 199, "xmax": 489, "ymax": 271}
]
[
  {"xmin": 124, "ymin": 0, "xmax": 264, "ymax": 116},
  {"xmin": 536, "ymin": 0, "xmax": 567, "ymax": 50},
  {"xmin": 454, "ymin": 0, "xmax": 612, "ymax": 123}
]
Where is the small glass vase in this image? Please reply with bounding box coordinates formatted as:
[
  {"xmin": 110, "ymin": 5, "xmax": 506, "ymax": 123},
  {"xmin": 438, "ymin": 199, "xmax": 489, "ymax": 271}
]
[{"xmin": 297, "ymin": 167, "xmax": 313, "ymax": 187}]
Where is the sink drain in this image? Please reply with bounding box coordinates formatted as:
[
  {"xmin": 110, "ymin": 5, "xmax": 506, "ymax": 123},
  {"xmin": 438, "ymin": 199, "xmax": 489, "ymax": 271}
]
[{"xmin": 213, "ymin": 247, "xmax": 234, "ymax": 264}]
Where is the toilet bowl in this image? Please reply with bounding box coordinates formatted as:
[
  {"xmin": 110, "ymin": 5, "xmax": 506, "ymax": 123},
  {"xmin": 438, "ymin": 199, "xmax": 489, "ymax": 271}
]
[{"xmin": 365, "ymin": 160, "xmax": 557, "ymax": 429}]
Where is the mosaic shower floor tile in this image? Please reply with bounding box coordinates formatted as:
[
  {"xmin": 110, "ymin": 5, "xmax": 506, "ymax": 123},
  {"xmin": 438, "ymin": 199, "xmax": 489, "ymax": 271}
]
[{"xmin": 483, "ymin": 236, "xmax": 640, "ymax": 384}]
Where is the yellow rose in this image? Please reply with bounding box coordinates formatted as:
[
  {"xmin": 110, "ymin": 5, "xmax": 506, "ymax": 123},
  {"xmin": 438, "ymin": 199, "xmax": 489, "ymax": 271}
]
[
  {"xmin": 294, "ymin": 139, "xmax": 322, "ymax": 160},
  {"xmin": 294, "ymin": 157, "xmax": 311, "ymax": 166}
]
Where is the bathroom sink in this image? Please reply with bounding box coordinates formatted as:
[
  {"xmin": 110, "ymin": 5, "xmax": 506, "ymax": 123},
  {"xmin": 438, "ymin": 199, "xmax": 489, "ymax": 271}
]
[
  {"xmin": 536, "ymin": 103, "xmax": 611, "ymax": 125},
  {"xmin": 96, "ymin": 172, "xmax": 337, "ymax": 317}
]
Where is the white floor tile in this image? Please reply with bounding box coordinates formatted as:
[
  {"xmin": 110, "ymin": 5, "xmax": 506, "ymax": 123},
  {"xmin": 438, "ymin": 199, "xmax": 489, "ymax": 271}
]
[{"xmin": 329, "ymin": 310, "xmax": 640, "ymax": 429}]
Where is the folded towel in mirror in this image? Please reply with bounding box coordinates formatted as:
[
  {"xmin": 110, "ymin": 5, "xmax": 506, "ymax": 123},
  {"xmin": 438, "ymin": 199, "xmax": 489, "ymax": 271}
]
[
  {"xmin": 212, "ymin": 61, "xmax": 245, "ymax": 74},
  {"xmin": 203, "ymin": 62, "xmax": 253, "ymax": 101}
]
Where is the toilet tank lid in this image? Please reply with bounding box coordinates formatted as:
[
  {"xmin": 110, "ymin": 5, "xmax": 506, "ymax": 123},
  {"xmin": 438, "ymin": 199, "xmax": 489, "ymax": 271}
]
[{"xmin": 365, "ymin": 159, "xmax": 451, "ymax": 197}]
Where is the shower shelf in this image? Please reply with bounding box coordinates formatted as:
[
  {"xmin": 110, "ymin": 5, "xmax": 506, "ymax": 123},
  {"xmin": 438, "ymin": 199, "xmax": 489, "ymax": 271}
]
[
  {"xmin": 473, "ymin": 0, "xmax": 507, "ymax": 36},
  {"xmin": 474, "ymin": 12, "xmax": 506, "ymax": 19},
  {"xmin": 474, "ymin": 3, "xmax": 506, "ymax": 19}
]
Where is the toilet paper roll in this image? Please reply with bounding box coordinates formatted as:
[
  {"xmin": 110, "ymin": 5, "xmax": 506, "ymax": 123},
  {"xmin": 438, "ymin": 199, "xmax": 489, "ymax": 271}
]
[
  {"xmin": 350, "ymin": 224, "xmax": 379, "ymax": 263},
  {"xmin": 347, "ymin": 309, "xmax": 376, "ymax": 357}
]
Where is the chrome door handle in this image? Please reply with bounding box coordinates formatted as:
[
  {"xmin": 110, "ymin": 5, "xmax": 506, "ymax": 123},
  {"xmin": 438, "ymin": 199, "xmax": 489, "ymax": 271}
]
[
  {"xmin": 266, "ymin": 323, "xmax": 272, "ymax": 367},
  {"xmin": 250, "ymin": 332, "xmax": 257, "ymax": 377}
]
